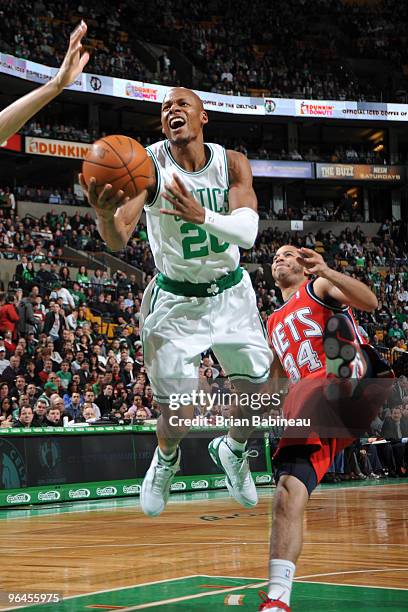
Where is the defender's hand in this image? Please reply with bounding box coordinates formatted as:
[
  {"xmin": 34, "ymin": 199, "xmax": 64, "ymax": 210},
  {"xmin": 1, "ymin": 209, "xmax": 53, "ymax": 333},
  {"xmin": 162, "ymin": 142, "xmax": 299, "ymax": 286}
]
[
  {"xmin": 296, "ymin": 247, "xmax": 330, "ymax": 277},
  {"xmin": 161, "ymin": 174, "xmax": 205, "ymax": 224},
  {"xmin": 79, "ymin": 173, "xmax": 129, "ymax": 220},
  {"xmin": 52, "ymin": 21, "xmax": 90, "ymax": 91}
]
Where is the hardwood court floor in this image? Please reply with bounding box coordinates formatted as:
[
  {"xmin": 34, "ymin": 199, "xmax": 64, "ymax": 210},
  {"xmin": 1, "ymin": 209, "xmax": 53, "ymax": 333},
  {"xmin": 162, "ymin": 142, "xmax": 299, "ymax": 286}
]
[{"xmin": 1, "ymin": 481, "xmax": 408, "ymax": 611}]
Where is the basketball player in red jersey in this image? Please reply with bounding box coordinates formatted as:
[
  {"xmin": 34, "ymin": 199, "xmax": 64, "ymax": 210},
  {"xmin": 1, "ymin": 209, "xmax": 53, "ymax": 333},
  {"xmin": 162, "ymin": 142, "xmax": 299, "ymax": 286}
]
[{"xmin": 258, "ymin": 244, "xmax": 393, "ymax": 611}]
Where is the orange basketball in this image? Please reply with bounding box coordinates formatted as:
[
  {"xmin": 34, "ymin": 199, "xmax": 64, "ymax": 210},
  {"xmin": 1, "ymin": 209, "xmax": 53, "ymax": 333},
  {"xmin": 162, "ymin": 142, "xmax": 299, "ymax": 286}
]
[{"xmin": 82, "ymin": 135, "xmax": 153, "ymax": 199}]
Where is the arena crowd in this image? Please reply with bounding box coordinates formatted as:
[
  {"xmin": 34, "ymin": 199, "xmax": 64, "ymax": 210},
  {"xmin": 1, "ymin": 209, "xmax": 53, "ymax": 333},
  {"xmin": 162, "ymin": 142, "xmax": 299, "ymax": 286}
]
[
  {"xmin": 1, "ymin": 0, "xmax": 407, "ymax": 102},
  {"xmin": 0, "ymin": 200, "xmax": 406, "ymax": 479}
]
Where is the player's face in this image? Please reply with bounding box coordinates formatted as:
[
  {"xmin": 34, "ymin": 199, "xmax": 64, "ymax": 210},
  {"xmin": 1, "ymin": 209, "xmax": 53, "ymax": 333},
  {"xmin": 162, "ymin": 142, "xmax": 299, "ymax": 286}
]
[
  {"xmin": 271, "ymin": 246, "xmax": 304, "ymax": 287},
  {"xmin": 161, "ymin": 88, "xmax": 208, "ymax": 145}
]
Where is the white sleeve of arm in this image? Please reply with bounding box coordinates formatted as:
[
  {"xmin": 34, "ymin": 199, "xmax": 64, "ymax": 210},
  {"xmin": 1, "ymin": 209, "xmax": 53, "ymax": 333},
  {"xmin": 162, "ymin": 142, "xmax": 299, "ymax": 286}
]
[{"xmin": 201, "ymin": 207, "xmax": 259, "ymax": 249}]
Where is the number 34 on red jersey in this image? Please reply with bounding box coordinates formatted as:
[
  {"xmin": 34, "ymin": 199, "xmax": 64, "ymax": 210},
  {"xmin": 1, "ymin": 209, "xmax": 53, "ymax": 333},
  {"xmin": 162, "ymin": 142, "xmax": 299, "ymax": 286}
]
[{"xmin": 267, "ymin": 280, "xmax": 363, "ymax": 383}]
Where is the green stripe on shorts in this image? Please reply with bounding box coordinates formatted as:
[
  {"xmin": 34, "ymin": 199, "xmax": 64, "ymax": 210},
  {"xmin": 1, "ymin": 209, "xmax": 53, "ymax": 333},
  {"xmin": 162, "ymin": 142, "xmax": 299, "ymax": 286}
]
[
  {"xmin": 228, "ymin": 367, "xmax": 270, "ymax": 381},
  {"xmin": 150, "ymin": 286, "xmax": 160, "ymax": 315},
  {"xmin": 258, "ymin": 313, "xmax": 267, "ymax": 339}
]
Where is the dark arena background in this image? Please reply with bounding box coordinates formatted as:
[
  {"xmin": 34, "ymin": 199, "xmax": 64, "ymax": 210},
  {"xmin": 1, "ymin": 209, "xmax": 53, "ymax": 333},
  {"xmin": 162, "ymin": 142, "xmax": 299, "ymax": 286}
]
[{"xmin": 0, "ymin": 1, "xmax": 408, "ymax": 610}]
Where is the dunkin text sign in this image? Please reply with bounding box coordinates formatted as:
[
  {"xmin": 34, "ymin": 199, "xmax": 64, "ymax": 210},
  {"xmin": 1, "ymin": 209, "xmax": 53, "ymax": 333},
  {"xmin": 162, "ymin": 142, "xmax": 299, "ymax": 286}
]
[{"xmin": 25, "ymin": 137, "xmax": 92, "ymax": 160}]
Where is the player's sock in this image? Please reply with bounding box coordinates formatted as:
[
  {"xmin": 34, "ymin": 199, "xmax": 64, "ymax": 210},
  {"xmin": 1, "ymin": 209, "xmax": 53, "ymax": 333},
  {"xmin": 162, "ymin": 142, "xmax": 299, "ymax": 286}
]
[
  {"xmin": 225, "ymin": 435, "xmax": 246, "ymax": 455},
  {"xmin": 267, "ymin": 559, "xmax": 296, "ymax": 606},
  {"xmin": 158, "ymin": 447, "xmax": 178, "ymax": 465}
]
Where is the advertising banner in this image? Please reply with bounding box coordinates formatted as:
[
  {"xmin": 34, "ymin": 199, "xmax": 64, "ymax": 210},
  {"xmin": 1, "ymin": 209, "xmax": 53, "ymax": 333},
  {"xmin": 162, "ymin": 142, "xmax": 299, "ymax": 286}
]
[
  {"xmin": 0, "ymin": 473, "xmax": 273, "ymax": 507},
  {"xmin": 294, "ymin": 99, "xmax": 408, "ymax": 122},
  {"xmin": 316, "ymin": 163, "xmax": 405, "ymax": 181},
  {"xmin": 113, "ymin": 79, "xmax": 265, "ymax": 115},
  {"xmin": 24, "ymin": 57, "xmax": 84, "ymax": 91},
  {"xmin": 0, "ymin": 427, "xmax": 272, "ymax": 506},
  {"xmin": 3, "ymin": 52, "xmax": 408, "ymax": 121},
  {"xmin": 250, "ymin": 159, "xmax": 314, "ymax": 178},
  {"xmin": 0, "ymin": 53, "xmax": 26, "ymax": 79},
  {"xmin": 25, "ymin": 136, "xmax": 92, "ymax": 159},
  {"xmin": 198, "ymin": 91, "xmax": 264, "ymax": 115},
  {"xmin": 0, "ymin": 134, "xmax": 22, "ymax": 152},
  {"xmin": 85, "ymin": 73, "xmax": 114, "ymax": 96}
]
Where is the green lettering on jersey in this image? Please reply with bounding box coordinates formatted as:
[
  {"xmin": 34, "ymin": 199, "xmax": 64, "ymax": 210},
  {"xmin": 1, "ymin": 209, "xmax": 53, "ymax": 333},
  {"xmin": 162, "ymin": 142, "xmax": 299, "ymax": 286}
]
[
  {"xmin": 181, "ymin": 223, "xmax": 209, "ymax": 259},
  {"xmin": 177, "ymin": 187, "xmax": 231, "ymax": 257},
  {"xmin": 195, "ymin": 188, "xmax": 206, "ymax": 207},
  {"xmin": 212, "ymin": 188, "xmax": 222, "ymax": 212},
  {"xmin": 223, "ymin": 189, "xmax": 229, "ymax": 213},
  {"xmin": 180, "ymin": 223, "xmax": 229, "ymax": 259},
  {"xmin": 189, "ymin": 187, "xmax": 229, "ymax": 214},
  {"xmin": 210, "ymin": 234, "xmax": 229, "ymax": 253},
  {"xmin": 206, "ymin": 188, "xmax": 212, "ymax": 210}
]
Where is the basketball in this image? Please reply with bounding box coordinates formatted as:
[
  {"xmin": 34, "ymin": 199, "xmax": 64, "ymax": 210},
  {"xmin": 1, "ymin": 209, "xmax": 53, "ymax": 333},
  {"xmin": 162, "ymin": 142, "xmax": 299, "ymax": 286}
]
[{"xmin": 82, "ymin": 135, "xmax": 153, "ymax": 199}]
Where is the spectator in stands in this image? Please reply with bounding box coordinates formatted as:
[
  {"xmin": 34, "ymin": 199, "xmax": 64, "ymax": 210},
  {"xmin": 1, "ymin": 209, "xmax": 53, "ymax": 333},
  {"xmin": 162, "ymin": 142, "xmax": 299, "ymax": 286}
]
[
  {"xmin": 32, "ymin": 296, "xmax": 46, "ymax": 330},
  {"xmin": 388, "ymin": 375, "xmax": 408, "ymax": 407},
  {"xmin": 56, "ymin": 361, "xmax": 72, "ymax": 390},
  {"xmin": 21, "ymin": 262, "xmax": 36, "ymax": 290},
  {"xmin": 24, "ymin": 359, "xmax": 39, "ymax": 385},
  {"xmin": 126, "ymin": 394, "xmax": 151, "ymax": 419},
  {"xmin": 0, "ymin": 294, "xmax": 19, "ymax": 339},
  {"xmin": 44, "ymin": 302, "xmax": 66, "ymax": 343},
  {"xmin": 80, "ymin": 405, "xmax": 96, "ymax": 422},
  {"xmin": 71, "ymin": 351, "xmax": 86, "ymax": 373},
  {"xmin": 0, "ymin": 397, "xmax": 13, "ymax": 424},
  {"xmin": 17, "ymin": 293, "xmax": 38, "ymax": 337},
  {"xmin": 0, "ymin": 384, "xmax": 9, "ymax": 403},
  {"xmin": 0, "ymin": 348, "xmax": 10, "ymax": 375},
  {"xmin": 120, "ymin": 360, "xmax": 136, "ymax": 387},
  {"xmin": 35, "ymin": 262, "xmax": 53, "ymax": 292},
  {"xmin": 50, "ymin": 281, "xmax": 75, "ymax": 310},
  {"xmin": 71, "ymin": 283, "xmax": 87, "ymax": 308},
  {"xmin": 37, "ymin": 381, "xmax": 58, "ymax": 407},
  {"xmin": 400, "ymin": 403, "xmax": 408, "ymax": 434},
  {"xmin": 96, "ymin": 384, "xmax": 114, "ymax": 416},
  {"xmin": 64, "ymin": 390, "xmax": 83, "ymax": 420},
  {"xmin": 1, "ymin": 355, "xmax": 23, "ymax": 383},
  {"xmin": 59, "ymin": 266, "xmax": 71, "ymax": 284},
  {"xmin": 26, "ymin": 383, "xmax": 38, "ymax": 407},
  {"xmin": 381, "ymin": 406, "xmax": 408, "ymax": 475},
  {"xmin": 15, "ymin": 255, "xmax": 29, "ymax": 282},
  {"xmin": 83, "ymin": 390, "xmax": 101, "ymax": 417},
  {"xmin": 32, "ymin": 400, "xmax": 48, "ymax": 426},
  {"xmin": 10, "ymin": 374, "xmax": 27, "ymax": 401},
  {"xmin": 13, "ymin": 405, "xmax": 34, "ymax": 428},
  {"xmin": 388, "ymin": 320, "xmax": 406, "ymax": 343},
  {"xmin": 45, "ymin": 405, "xmax": 63, "ymax": 427},
  {"xmin": 76, "ymin": 265, "xmax": 90, "ymax": 286},
  {"xmin": 90, "ymin": 268, "xmax": 104, "ymax": 294},
  {"xmin": 77, "ymin": 359, "xmax": 91, "ymax": 386}
]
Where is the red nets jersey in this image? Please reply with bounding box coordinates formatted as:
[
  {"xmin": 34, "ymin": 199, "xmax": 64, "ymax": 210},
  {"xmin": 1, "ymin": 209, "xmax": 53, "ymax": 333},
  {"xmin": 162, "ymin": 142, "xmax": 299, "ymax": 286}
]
[{"xmin": 267, "ymin": 279, "xmax": 364, "ymax": 382}]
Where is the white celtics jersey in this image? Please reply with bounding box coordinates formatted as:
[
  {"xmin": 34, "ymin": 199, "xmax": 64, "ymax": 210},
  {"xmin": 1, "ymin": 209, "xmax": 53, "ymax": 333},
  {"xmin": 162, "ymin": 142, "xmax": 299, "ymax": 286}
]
[{"xmin": 145, "ymin": 140, "xmax": 240, "ymax": 283}]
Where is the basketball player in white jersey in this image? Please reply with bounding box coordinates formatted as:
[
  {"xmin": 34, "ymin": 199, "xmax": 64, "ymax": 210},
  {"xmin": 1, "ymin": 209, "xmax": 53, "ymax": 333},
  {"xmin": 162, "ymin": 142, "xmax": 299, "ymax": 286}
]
[
  {"xmin": 80, "ymin": 87, "xmax": 273, "ymax": 516},
  {"xmin": 0, "ymin": 22, "xmax": 88, "ymax": 143}
]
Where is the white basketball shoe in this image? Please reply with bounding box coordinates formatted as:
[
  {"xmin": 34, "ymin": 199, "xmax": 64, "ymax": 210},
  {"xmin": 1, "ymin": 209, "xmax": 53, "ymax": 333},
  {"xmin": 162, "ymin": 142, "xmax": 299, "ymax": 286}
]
[
  {"xmin": 208, "ymin": 436, "xmax": 258, "ymax": 507},
  {"xmin": 140, "ymin": 447, "xmax": 181, "ymax": 517}
]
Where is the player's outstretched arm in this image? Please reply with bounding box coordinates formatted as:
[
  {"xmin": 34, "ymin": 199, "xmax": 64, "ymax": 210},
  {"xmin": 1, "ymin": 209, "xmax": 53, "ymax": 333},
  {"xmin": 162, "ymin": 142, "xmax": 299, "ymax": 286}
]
[
  {"xmin": 79, "ymin": 175, "xmax": 150, "ymax": 251},
  {"xmin": 0, "ymin": 21, "xmax": 89, "ymax": 143},
  {"xmin": 160, "ymin": 150, "xmax": 259, "ymax": 249},
  {"xmin": 297, "ymin": 247, "xmax": 378, "ymax": 312}
]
